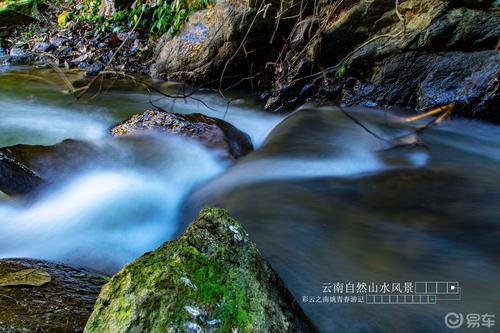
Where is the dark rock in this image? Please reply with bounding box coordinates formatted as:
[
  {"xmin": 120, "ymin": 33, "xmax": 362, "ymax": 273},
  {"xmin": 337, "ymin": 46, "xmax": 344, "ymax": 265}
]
[
  {"xmin": 50, "ymin": 36, "xmax": 68, "ymax": 48},
  {"xmin": 111, "ymin": 110, "xmax": 254, "ymax": 159},
  {"xmin": 85, "ymin": 62, "xmax": 104, "ymax": 76},
  {"xmin": 8, "ymin": 46, "xmax": 25, "ymax": 57},
  {"xmin": 57, "ymin": 46, "xmax": 73, "ymax": 57},
  {"xmin": 0, "ymin": 139, "xmax": 104, "ymax": 196},
  {"xmin": 267, "ymin": 0, "xmax": 500, "ymax": 121},
  {"xmin": 34, "ymin": 41, "xmax": 56, "ymax": 52},
  {"xmin": 368, "ymin": 50, "xmax": 500, "ymax": 119},
  {"xmin": 289, "ymin": 17, "xmax": 319, "ymax": 50},
  {"xmin": 85, "ymin": 208, "xmax": 317, "ymax": 332},
  {"xmin": 313, "ymin": 0, "xmax": 397, "ymax": 67},
  {"xmin": 0, "ymin": 258, "xmax": 105, "ymax": 332},
  {"xmin": 0, "ymin": 152, "xmax": 43, "ymax": 196}
]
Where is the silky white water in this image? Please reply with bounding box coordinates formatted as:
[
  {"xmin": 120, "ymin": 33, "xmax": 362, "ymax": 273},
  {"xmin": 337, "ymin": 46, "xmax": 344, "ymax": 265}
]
[{"xmin": 1, "ymin": 69, "xmax": 500, "ymax": 332}]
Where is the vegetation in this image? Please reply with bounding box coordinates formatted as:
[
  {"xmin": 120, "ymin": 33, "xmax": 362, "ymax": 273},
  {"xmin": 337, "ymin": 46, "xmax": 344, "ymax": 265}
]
[
  {"xmin": 71, "ymin": 0, "xmax": 210, "ymax": 36},
  {"xmin": 85, "ymin": 208, "xmax": 314, "ymax": 332}
]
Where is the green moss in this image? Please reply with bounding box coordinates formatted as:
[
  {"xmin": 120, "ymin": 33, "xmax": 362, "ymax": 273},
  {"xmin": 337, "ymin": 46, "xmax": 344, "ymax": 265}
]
[
  {"xmin": 0, "ymin": 0, "xmax": 35, "ymax": 26},
  {"xmin": 85, "ymin": 208, "xmax": 311, "ymax": 333}
]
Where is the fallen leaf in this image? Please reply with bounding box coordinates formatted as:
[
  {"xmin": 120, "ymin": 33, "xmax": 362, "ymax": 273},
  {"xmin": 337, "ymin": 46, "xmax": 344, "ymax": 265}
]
[{"xmin": 0, "ymin": 269, "xmax": 51, "ymax": 287}]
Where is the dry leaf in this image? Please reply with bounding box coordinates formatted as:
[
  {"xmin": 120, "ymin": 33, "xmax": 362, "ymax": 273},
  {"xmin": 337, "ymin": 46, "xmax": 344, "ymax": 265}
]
[{"xmin": 0, "ymin": 269, "xmax": 51, "ymax": 287}]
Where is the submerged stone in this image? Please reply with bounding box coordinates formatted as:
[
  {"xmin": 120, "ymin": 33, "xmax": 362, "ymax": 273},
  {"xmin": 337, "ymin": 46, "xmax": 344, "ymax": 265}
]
[
  {"xmin": 85, "ymin": 208, "xmax": 317, "ymax": 333},
  {"xmin": 111, "ymin": 110, "xmax": 254, "ymax": 160}
]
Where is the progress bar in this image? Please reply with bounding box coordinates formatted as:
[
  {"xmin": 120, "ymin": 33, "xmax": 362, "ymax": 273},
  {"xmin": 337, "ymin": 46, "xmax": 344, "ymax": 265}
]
[{"xmin": 366, "ymin": 295, "xmax": 437, "ymax": 304}]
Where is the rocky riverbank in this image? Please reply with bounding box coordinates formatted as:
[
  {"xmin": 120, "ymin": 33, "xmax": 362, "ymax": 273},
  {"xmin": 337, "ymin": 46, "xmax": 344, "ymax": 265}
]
[
  {"xmin": 2, "ymin": 0, "xmax": 499, "ymax": 120},
  {"xmin": 1, "ymin": 1, "xmax": 499, "ymax": 331}
]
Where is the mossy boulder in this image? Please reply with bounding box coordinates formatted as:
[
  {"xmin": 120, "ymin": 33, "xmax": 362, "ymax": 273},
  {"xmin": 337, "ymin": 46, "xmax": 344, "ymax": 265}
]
[
  {"xmin": 111, "ymin": 110, "xmax": 254, "ymax": 160},
  {"xmin": 0, "ymin": 0, "xmax": 37, "ymax": 27},
  {"xmin": 85, "ymin": 208, "xmax": 317, "ymax": 333}
]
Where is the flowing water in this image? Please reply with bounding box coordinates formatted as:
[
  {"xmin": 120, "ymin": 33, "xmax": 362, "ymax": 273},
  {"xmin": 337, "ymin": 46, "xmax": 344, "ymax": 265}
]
[{"xmin": 0, "ymin": 67, "xmax": 499, "ymax": 332}]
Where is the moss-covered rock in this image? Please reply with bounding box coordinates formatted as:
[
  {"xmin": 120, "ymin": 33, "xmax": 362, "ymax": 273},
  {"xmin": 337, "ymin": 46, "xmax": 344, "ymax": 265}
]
[
  {"xmin": 85, "ymin": 208, "xmax": 317, "ymax": 333},
  {"xmin": 0, "ymin": 0, "xmax": 37, "ymax": 27}
]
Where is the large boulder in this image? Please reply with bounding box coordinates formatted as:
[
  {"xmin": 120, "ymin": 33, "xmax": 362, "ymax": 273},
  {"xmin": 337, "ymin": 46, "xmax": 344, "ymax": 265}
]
[
  {"xmin": 150, "ymin": 0, "xmax": 279, "ymax": 83},
  {"xmin": 111, "ymin": 110, "xmax": 254, "ymax": 159},
  {"xmin": 268, "ymin": 0, "xmax": 500, "ymax": 120},
  {"xmin": 0, "ymin": 258, "xmax": 105, "ymax": 332},
  {"xmin": 0, "ymin": 139, "xmax": 104, "ymax": 196},
  {"xmin": 85, "ymin": 208, "xmax": 317, "ymax": 333}
]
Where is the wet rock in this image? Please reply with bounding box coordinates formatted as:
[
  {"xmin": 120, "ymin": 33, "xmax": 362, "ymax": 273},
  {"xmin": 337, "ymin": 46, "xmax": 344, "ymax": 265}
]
[
  {"xmin": 0, "ymin": 139, "xmax": 103, "ymax": 196},
  {"xmin": 112, "ymin": 110, "xmax": 254, "ymax": 159},
  {"xmin": 85, "ymin": 208, "xmax": 317, "ymax": 333},
  {"xmin": 3, "ymin": 46, "xmax": 34, "ymax": 64},
  {"xmin": 368, "ymin": 50, "xmax": 500, "ymax": 120},
  {"xmin": 8, "ymin": 46, "xmax": 25, "ymax": 57},
  {"xmin": 151, "ymin": 0, "xmax": 279, "ymax": 83},
  {"xmin": 268, "ymin": 0, "xmax": 500, "ymax": 121},
  {"xmin": 0, "ymin": 258, "xmax": 105, "ymax": 332},
  {"xmin": 85, "ymin": 62, "xmax": 104, "ymax": 76},
  {"xmin": 0, "ymin": 152, "xmax": 43, "ymax": 196}
]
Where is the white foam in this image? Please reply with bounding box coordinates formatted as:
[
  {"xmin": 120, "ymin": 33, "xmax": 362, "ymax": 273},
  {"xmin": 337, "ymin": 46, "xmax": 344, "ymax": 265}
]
[{"xmin": 0, "ymin": 135, "xmax": 224, "ymax": 273}]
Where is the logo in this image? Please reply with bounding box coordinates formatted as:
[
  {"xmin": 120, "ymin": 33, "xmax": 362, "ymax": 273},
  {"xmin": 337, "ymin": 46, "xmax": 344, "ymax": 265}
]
[{"xmin": 445, "ymin": 312, "xmax": 464, "ymax": 329}]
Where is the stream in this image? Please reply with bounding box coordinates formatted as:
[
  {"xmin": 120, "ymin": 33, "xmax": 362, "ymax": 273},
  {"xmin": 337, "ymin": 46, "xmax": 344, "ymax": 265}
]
[{"xmin": 0, "ymin": 67, "xmax": 499, "ymax": 332}]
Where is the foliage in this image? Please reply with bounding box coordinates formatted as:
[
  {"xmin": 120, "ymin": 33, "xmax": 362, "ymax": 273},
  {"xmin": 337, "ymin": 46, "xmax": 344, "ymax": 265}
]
[
  {"xmin": 336, "ymin": 59, "xmax": 349, "ymax": 77},
  {"xmin": 57, "ymin": 10, "xmax": 68, "ymax": 27},
  {"xmin": 75, "ymin": 0, "xmax": 210, "ymax": 37}
]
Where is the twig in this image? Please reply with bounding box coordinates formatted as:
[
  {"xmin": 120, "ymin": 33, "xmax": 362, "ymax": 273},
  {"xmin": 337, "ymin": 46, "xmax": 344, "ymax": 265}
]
[{"xmin": 0, "ymin": 293, "xmax": 21, "ymax": 304}]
